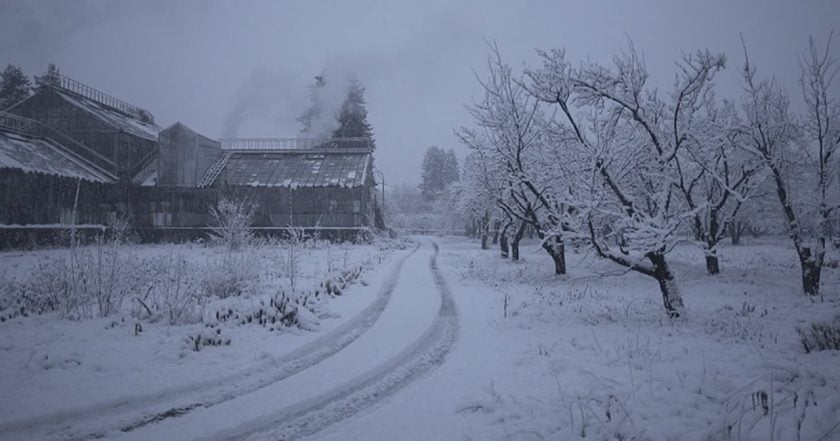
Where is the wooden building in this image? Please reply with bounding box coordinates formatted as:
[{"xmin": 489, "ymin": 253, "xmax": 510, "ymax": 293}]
[
  {"xmin": 0, "ymin": 75, "xmax": 380, "ymax": 246},
  {"xmin": 210, "ymin": 142, "xmax": 375, "ymax": 229},
  {"xmin": 7, "ymin": 75, "xmax": 159, "ymax": 179},
  {"xmin": 144, "ymin": 132, "xmax": 377, "ymax": 230}
]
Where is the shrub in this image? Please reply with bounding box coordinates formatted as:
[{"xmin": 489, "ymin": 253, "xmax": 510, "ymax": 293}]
[
  {"xmin": 704, "ymin": 302, "xmax": 772, "ymax": 343},
  {"xmin": 210, "ymin": 288, "xmax": 325, "ymax": 332},
  {"xmin": 0, "ymin": 266, "xmax": 63, "ymax": 321},
  {"xmin": 6, "ymin": 234, "xmax": 138, "ymax": 320},
  {"xmin": 797, "ymin": 315, "xmax": 840, "ymax": 353},
  {"xmin": 186, "ymin": 324, "xmax": 231, "ymax": 351},
  {"xmin": 202, "ymin": 253, "xmax": 257, "ymax": 299},
  {"xmin": 209, "ymin": 196, "xmax": 257, "ymax": 251},
  {"xmin": 150, "ymin": 256, "xmax": 205, "ymax": 325}
]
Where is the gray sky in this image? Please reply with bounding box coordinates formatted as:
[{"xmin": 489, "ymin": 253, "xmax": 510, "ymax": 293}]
[{"xmin": 1, "ymin": 0, "xmax": 837, "ymax": 185}]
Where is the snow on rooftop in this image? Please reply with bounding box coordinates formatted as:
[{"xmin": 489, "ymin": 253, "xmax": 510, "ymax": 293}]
[
  {"xmin": 0, "ymin": 130, "xmax": 113, "ymax": 183},
  {"xmin": 215, "ymin": 151, "xmax": 370, "ymax": 188},
  {"xmin": 56, "ymin": 90, "xmax": 160, "ymax": 142}
]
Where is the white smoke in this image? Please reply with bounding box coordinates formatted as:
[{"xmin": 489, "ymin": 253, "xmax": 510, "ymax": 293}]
[
  {"xmin": 301, "ymin": 69, "xmax": 357, "ymax": 138},
  {"xmin": 223, "ymin": 54, "xmax": 369, "ymax": 139},
  {"xmin": 222, "ymin": 67, "xmax": 308, "ymax": 138}
]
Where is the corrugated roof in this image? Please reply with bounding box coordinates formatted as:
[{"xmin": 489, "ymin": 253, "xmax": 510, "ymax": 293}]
[
  {"xmin": 0, "ymin": 130, "xmax": 114, "ymax": 182},
  {"xmin": 216, "ymin": 151, "xmax": 370, "ymax": 188},
  {"xmin": 56, "ymin": 90, "xmax": 161, "ymax": 142}
]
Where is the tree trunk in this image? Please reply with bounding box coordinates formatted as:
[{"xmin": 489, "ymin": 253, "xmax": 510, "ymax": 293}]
[
  {"xmin": 499, "ymin": 222, "xmax": 510, "ymax": 259},
  {"xmin": 648, "ymin": 252, "xmax": 686, "ymax": 319},
  {"xmin": 480, "ymin": 211, "xmax": 490, "ymax": 250},
  {"xmin": 491, "ymin": 220, "xmax": 500, "ymax": 245},
  {"xmin": 541, "ymin": 235, "xmax": 566, "ymax": 275},
  {"xmin": 798, "ymin": 247, "xmax": 823, "ymax": 296},
  {"xmin": 704, "ymin": 244, "xmax": 720, "ymax": 275},
  {"xmin": 705, "ymin": 254, "xmax": 720, "ymax": 275},
  {"xmin": 511, "ymin": 221, "xmax": 526, "ymax": 261},
  {"xmin": 729, "ymin": 221, "xmax": 743, "ymax": 246},
  {"xmin": 706, "ymin": 254, "xmax": 720, "ymax": 276}
]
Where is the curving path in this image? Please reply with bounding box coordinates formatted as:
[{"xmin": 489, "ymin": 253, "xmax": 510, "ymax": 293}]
[
  {"xmin": 0, "ymin": 243, "xmax": 420, "ymax": 441},
  {"xmin": 108, "ymin": 238, "xmax": 459, "ymax": 441},
  {"xmin": 210, "ymin": 239, "xmax": 459, "ymax": 441}
]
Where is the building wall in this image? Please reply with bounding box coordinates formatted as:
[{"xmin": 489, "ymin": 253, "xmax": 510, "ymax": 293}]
[
  {"xmin": 0, "ymin": 169, "xmax": 114, "ymax": 225},
  {"xmin": 0, "ymin": 168, "xmax": 373, "ymax": 229},
  {"xmin": 157, "ymin": 123, "xmax": 221, "ymax": 187},
  {"xmin": 241, "ymin": 186, "xmax": 373, "ymax": 228}
]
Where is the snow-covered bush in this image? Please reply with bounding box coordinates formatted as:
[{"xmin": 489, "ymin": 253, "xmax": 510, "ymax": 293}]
[
  {"xmin": 320, "ymin": 267, "xmax": 362, "ymax": 297},
  {"xmin": 0, "ymin": 268, "xmax": 61, "ymax": 321},
  {"xmin": 72, "ymin": 235, "xmax": 138, "ymax": 318},
  {"xmin": 149, "ymin": 255, "xmax": 205, "ymax": 325},
  {"xmin": 209, "ymin": 195, "xmax": 257, "ymax": 251},
  {"xmin": 186, "ymin": 324, "xmax": 231, "ymax": 352},
  {"xmin": 202, "ymin": 252, "xmax": 258, "ymax": 299},
  {"xmin": 138, "ymin": 250, "xmax": 261, "ymax": 325},
  {"xmin": 703, "ymin": 302, "xmax": 775, "ymax": 344},
  {"xmin": 5, "ymin": 235, "xmax": 141, "ymax": 320},
  {"xmin": 210, "ymin": 289, "xmax": 323, "ymax": 331},
  {"xmin": 797, "ymin": 314, "xmax": 840, "ymax": 353}
]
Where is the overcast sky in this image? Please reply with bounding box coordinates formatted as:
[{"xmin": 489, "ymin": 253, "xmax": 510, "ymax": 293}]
[{"xmin": 1, "ymin": 0, "xmax": 838, "ymax": 185}]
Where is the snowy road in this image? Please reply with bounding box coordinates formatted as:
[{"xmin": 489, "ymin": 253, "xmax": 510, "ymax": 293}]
[
  {"xmin": 0, "ymin": 243, "xmax": 421, "ymax": 441},
  {"xmin": 105, "ymin": 238, "xmax": 457, "ymax": 441},
  {"xmin": 1, "ymin": 238, "xmax": 459, "ymax": 441}
]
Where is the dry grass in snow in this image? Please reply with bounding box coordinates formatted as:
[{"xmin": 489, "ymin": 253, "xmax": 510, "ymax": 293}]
[
  {"xmin": 441, "ymin": 237, "xmax": 840, "ymax": 441},
  {"xmin": 0, "ymin": 236, "xmax": 407, "ymax": 424}
]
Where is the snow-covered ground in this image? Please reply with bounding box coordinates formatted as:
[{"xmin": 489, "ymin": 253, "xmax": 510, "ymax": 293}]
[
  {"xmin": 312, "ymin": 237, "xmax": 840, "ymax": 441},
  {"xmin": 1, "ymin": 235, "xmax": 838, "ymax": 441},
  {"xmin": 0, "ymin": 237, "xmax": 410, "ymax": 439}
]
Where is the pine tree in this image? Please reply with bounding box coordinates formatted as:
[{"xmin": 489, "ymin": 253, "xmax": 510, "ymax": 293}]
[
  {"xmin": 419, "ymin": 146, "xmax": 458, "ymax": 201},
  {"xmin": 33, "ymin": 63, "xmax": 61, "ymax": 93},
  {"xmin": 0, "ymin": 64, "xmax": 31, "ymax": 110},
  {"xmin": 443, "ymin": 149, "xmax": 459, "ymax": 183},
  {"xmin": 332, "ymin": 77, "xmax": 375, "ymax": 148}
]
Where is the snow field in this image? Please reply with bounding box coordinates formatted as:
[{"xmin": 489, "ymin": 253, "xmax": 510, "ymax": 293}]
[
  {"xmin": 440, "ymin": 237, "xmax": 840, "ymax": 441},
  {"xmin": 313, "ymin": 237, "xmax": 839, "ymax": 441},
  {"xmin": 0, "ymin": 236, "xmax": 409, "ymax": 437}
]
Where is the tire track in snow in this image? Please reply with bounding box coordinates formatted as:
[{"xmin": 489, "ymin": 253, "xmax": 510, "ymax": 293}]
[
  {"xmin": 0, "ymin": 243, "xmax": 420, "ymax": 441},
  {"xmin": 204, "ymin": 238, "xmax": 459, "ymax": 441}
]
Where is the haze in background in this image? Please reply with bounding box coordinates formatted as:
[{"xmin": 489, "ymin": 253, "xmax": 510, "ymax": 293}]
[{"xmin": 1, "ymin": 0, "xmax": 837, "ymax": 185}]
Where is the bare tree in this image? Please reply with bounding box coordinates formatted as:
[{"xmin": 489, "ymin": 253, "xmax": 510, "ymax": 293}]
[
  {"xmin": 454, "ymin": 150, "xmax": 502, "ymax": 250},
  {"xmin": 726, "ymin": 186, "xmax": 782, "ymax": 244},
  {"xmin": 678, "ymin": 100, "xmax": 761, "ymax": 274},
  {"xmin": 737, "ymin": 35, "xmax": 839, "ymax": 296},
  {"xmin": 461, "ymin": 43, "xmax": 570, "ymax": 274},
  {"xmin": 523, "ymin": 43, "xmax": 726, "ymax": 318}
]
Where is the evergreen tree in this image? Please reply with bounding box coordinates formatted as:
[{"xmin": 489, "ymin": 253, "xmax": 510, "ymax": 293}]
[
  {"xmin": 419, "ymin": 146, "xmax": 459, "ymax": 201},
  {"xmin": 34, "ymin": 63, "xmax": 61, "ymax": 92},
  {"xmin": 443, "ymin": 149, "xmax": 460, "ymax": 183},
  {"xmin": 298, "ymin": 73, "xmax": 376, "ymax": 149},
  {"xmin": 0, "ymin": 64, "xmax": 31, "ymax": 109},
  {"xmin": 332, "ymin": 77, "xmax": 375, "ymax": 148}
]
